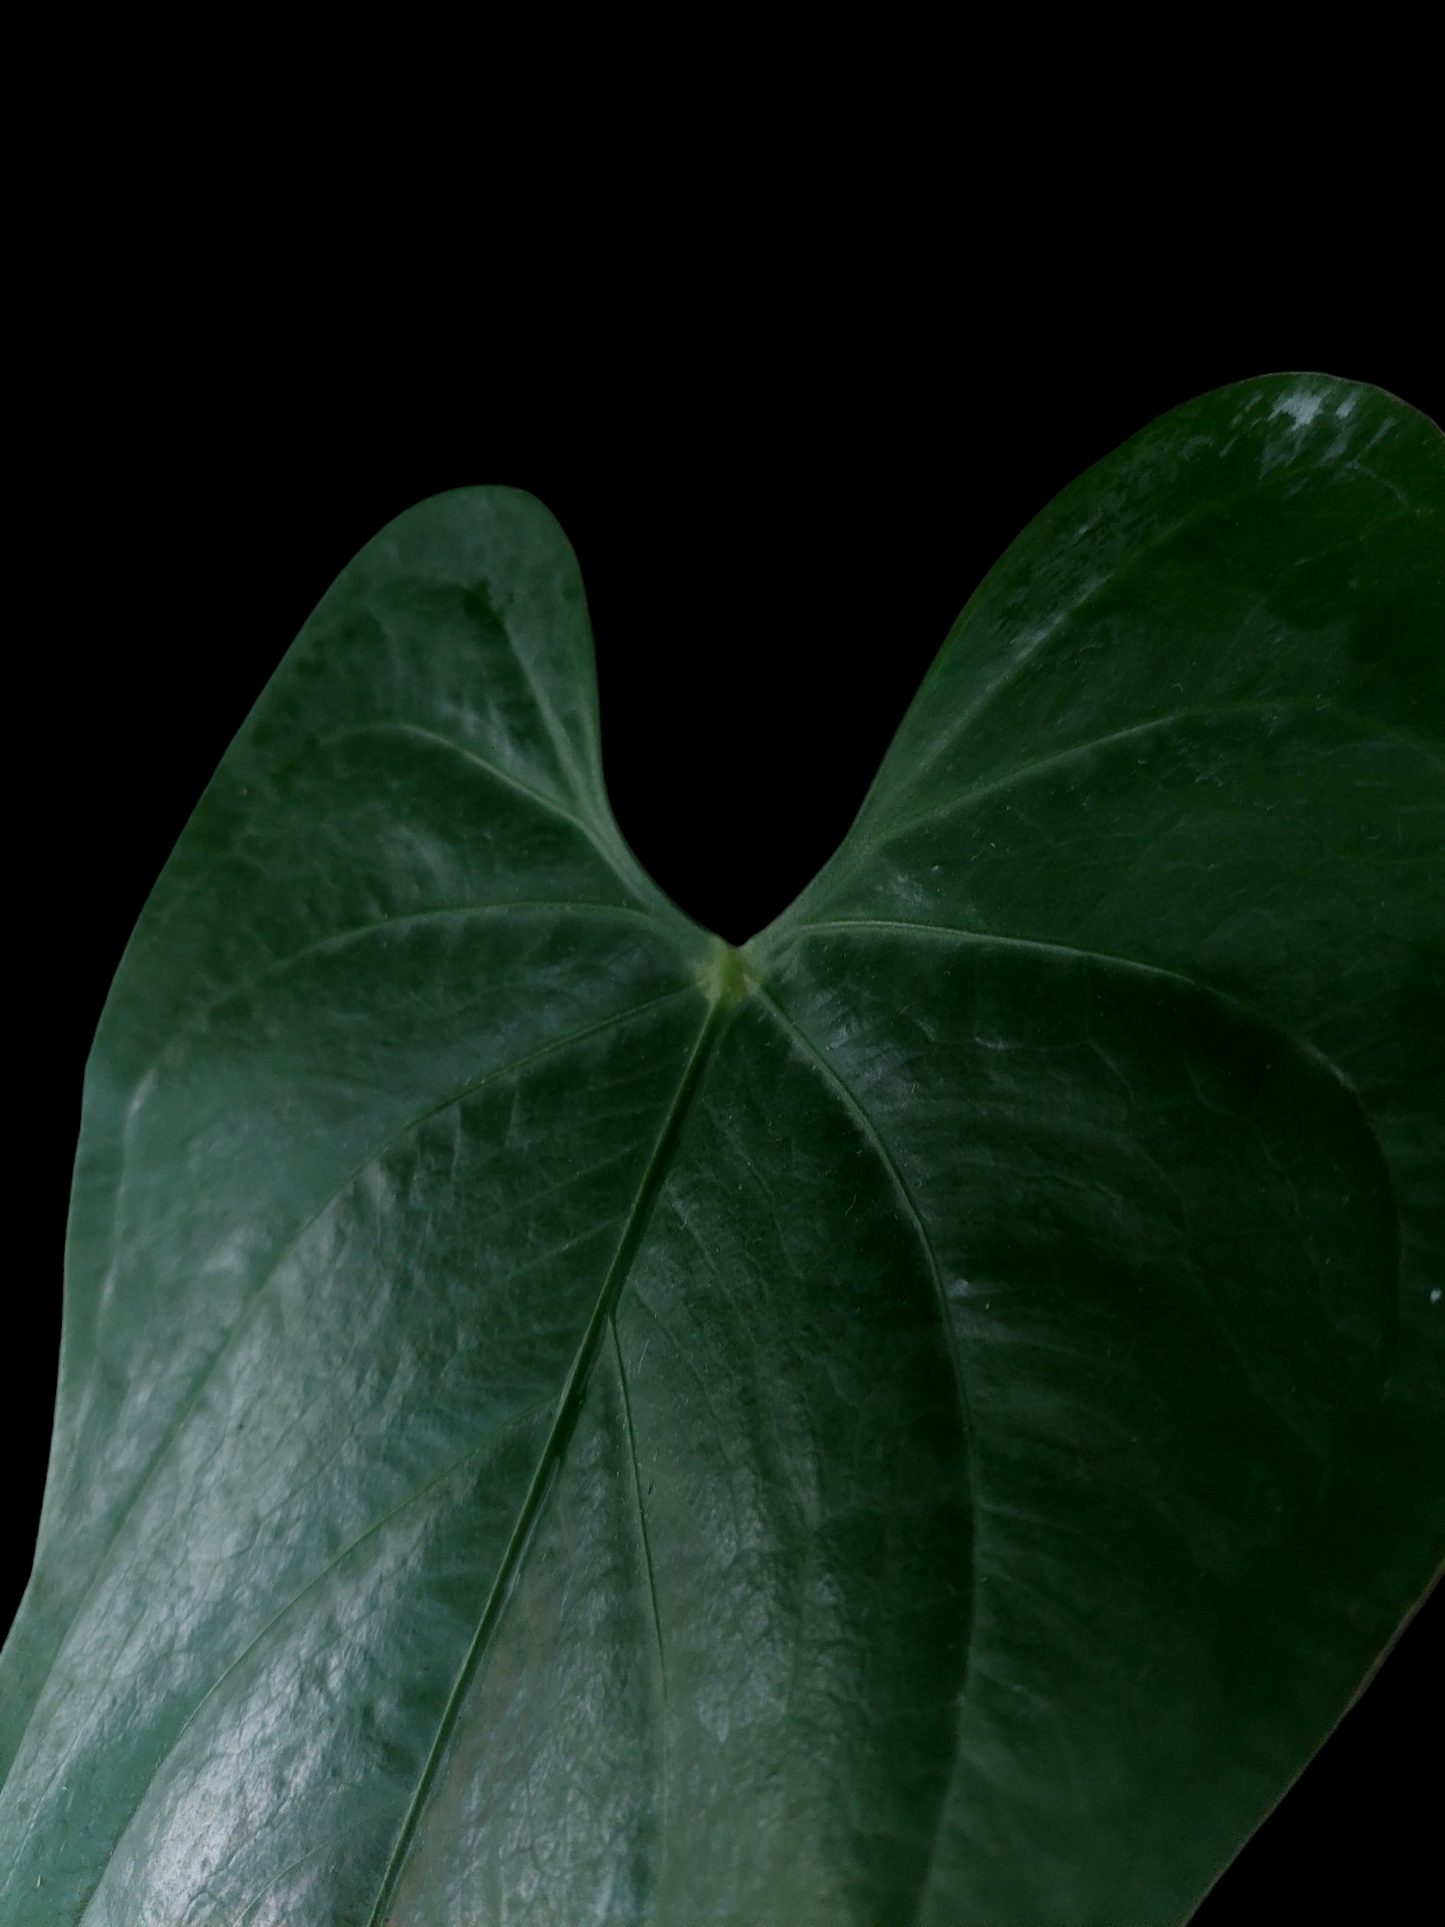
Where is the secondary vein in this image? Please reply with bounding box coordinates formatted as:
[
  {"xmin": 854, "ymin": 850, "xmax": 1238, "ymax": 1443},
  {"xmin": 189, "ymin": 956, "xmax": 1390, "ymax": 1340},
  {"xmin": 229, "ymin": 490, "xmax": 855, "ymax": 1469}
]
[{"xmin": 751, "ymin": 985, "xmax": 978, "ymax": 1924}]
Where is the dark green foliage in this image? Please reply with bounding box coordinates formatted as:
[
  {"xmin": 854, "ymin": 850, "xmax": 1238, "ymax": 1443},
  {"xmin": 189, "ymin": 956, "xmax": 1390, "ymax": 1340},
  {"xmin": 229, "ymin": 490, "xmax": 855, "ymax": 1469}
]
[{"xmin": 3, "ymin": 376, "xmax": 1441, "ymax": 1924}]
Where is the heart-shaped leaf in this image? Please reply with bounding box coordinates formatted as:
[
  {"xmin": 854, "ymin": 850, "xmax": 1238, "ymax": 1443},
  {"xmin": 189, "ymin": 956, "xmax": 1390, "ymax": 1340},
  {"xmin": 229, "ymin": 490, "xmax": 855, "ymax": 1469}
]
[{"xmin": 3, "ymin": 374, "xmax": 1441, "ymax": 1925}]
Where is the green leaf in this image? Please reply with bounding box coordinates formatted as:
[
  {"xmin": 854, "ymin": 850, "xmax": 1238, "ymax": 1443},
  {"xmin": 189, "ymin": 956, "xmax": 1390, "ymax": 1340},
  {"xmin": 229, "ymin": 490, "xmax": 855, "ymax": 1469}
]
[{"xmin": 4, "ymin": 374, "xmax": 1442, "ymax": 1926}]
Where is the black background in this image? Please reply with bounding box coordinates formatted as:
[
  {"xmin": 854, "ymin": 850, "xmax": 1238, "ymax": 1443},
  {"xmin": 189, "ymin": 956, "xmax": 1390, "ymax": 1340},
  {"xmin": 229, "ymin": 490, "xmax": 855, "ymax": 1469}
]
[{"xmin": 9, "ymin": 273, "xmax": 1440, "ymax": 1920}]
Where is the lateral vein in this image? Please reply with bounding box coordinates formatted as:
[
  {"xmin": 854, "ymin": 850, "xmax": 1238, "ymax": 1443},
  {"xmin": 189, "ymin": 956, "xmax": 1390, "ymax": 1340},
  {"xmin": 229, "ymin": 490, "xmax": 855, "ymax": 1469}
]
[{"xmin": 751, "ymin": 986, "xmax": 978, "ymax": 1924}]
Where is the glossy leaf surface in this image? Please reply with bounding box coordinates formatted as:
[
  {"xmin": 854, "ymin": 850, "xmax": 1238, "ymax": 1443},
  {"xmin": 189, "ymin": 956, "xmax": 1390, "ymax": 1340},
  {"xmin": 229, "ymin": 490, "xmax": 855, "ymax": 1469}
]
[{"xmin": 3, "ymin": 375, "xmax": 1443, "ymax": 1925}]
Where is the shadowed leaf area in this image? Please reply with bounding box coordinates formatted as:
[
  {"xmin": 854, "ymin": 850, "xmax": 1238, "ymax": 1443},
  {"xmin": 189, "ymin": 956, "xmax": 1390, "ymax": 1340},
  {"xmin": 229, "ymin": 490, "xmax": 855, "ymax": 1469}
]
[{"xmin": 3, "ymin": 375, "xmax": 1442, "ymax": 1925}]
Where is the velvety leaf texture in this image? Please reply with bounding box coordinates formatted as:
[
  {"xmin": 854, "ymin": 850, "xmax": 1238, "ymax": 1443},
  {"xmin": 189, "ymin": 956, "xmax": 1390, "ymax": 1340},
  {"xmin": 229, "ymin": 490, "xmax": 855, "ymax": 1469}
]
[{"xmin": 3, "ymin": 375, "xmax": 1442, "ymax": 1925}]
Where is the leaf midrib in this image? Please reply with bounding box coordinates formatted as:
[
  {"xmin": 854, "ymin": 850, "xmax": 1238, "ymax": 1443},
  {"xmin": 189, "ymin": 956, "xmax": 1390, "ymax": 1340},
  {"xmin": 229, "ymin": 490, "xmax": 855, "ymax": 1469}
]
[
  {"xmin": 371, "ymin": 955, "xmax": 992, "ymax": 1920},
  {"xmin": 365, "ymin": 995, "xmax": 728, "ymax": 1923}
]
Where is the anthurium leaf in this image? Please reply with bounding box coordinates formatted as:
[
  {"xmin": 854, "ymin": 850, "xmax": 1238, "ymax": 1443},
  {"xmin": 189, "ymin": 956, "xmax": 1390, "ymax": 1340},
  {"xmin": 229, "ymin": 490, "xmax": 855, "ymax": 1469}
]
[{"xmin": 3, "ymin": 375, "xmax": 1442, "ymax": 1927}]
